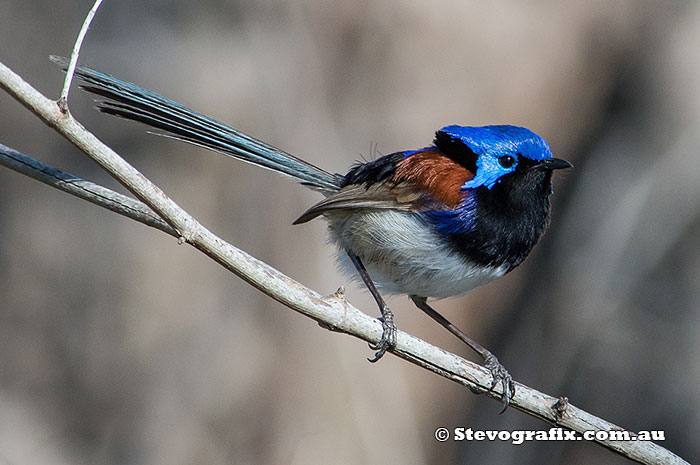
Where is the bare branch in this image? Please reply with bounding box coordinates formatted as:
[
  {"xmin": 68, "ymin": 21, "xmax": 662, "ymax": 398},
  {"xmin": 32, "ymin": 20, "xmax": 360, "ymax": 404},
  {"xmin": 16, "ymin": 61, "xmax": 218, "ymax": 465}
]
[
  {"xmin": 0, "ymin": 60, "xmax": 689, "ymax": 465},
  {"xmin": 57, "ymin": 0, "xmax": 104, "ymax": 112},
  {"xmin": 0, "ymin": 143, "xmax": 175, "ymax": 235}
]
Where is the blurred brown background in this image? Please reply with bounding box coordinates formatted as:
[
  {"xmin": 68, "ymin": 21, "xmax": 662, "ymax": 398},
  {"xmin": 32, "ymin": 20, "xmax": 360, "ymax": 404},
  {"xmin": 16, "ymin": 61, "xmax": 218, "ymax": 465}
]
[{"xmin": 1, "ymin": 1, "xmax": 699, "ymax": 464}]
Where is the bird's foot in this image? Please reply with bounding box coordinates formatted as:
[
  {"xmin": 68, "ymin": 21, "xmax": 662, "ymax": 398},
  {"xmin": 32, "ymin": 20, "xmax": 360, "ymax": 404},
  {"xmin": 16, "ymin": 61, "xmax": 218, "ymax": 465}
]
[
  {"xmin": 483, "ymin": 352, "xmax": 516, "ymax": 413},
  {"xmin": 367, "ymin": 307, "xmax": 397, "ymax": 363}
]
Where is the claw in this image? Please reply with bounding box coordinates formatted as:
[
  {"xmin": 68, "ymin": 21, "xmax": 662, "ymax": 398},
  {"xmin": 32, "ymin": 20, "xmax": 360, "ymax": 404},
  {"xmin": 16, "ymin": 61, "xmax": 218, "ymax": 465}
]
[
  {"xmin": 367, "ymin": 308, "xmax": 397, "ymax": 362},
  {"xmin": 483, "ymin": 352, "xmax": 516, "ymax": 413}
]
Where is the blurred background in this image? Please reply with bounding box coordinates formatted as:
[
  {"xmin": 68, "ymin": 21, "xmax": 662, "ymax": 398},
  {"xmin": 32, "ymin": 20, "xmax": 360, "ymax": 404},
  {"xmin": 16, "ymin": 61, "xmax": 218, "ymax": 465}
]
[{"xmin": 1, "ymin": 0, "xmax": 698, "ymax": 463}]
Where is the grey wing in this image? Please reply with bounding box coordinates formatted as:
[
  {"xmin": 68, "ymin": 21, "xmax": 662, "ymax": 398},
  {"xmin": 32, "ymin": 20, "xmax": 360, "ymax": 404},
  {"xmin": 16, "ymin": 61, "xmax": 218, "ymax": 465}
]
[{"xmin": 292, "ymin": 182, "xmax": 427, "ymax": 224}]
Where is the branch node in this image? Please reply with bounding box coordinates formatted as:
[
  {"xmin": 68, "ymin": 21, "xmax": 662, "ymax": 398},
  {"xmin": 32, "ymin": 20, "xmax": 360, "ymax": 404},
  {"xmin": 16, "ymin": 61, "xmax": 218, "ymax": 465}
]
[
  {"xmin": 175, "ymin": 219, "xmax": 199, "ymax": 244},
  {"xmin": 57, "ymin": 96, "xmax": 69, "ymax": 114},
  {"xmin": 318, "ymin": 320, "xmax": 342, "ymax": 332},
  {"xmin": 552, "ymin": 396, "xmax": 569, "ymax": 422},
  {"xmin": 468, "ymin": 384, "xmax": 483, "ymax": 395}
]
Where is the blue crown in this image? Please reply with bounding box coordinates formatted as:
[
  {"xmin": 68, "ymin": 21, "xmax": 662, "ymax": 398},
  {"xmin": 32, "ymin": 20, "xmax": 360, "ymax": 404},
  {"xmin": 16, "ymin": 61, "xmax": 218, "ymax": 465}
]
[
  {"xmin": 438, "ymin": 125, "xmax": 552, "ymax": 190},
  {"xmin": 439, "ymin": 125, "xmax": 552, "ymax": 162}
]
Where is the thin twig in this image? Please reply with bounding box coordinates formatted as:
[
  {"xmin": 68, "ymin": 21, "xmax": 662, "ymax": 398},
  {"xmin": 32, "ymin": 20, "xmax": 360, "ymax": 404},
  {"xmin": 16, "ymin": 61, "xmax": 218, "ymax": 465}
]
[
  {"xmin": 0, "ymin": 143, "xmax": 175, "ymax": 235},
  {"xmin": 0, "ymin": 61, "xmax": 689, "ymax": 465},
  {"xmin": 57, "ymin": 0, "xmax": 103, "ymax": 112}
]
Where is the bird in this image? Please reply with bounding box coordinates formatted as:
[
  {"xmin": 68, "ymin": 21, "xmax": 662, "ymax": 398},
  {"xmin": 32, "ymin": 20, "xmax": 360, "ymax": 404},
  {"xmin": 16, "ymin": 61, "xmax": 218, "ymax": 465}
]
[{"xmin": 53, "ymin": 57, "xmax": 572, "ymax": 410}]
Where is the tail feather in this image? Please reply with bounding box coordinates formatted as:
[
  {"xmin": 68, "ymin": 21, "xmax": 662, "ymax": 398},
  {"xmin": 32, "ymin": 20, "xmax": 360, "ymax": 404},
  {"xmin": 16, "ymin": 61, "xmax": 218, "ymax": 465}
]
[{"xmin": 51, "ymin": 56, "xmax": 343, "ymax": 193}]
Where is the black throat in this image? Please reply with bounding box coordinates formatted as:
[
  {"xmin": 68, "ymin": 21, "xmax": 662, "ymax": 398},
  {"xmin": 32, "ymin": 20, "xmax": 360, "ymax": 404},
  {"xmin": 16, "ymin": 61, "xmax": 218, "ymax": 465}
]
[{"xmin": 445, "ymin": 170, "xmax": 554, "ymax": 271}]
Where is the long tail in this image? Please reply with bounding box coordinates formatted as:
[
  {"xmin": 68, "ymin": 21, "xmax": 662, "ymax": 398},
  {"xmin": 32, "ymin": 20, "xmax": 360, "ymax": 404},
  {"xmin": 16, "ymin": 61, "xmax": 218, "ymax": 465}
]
[{"xmin": 51, "ymin": 56, "xmax": 343, "ymax": 193}]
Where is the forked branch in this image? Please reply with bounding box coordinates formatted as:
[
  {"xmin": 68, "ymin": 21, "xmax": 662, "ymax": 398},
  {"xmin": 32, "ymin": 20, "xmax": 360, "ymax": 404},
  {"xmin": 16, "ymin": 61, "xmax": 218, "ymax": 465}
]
[{"xmin": 0, "ymin": 60, "xmax": 688, "ymax": 465}]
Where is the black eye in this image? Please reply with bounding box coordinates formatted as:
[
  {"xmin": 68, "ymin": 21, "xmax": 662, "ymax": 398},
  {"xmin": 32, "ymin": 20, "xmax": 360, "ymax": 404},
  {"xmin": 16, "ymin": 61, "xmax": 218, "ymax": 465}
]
[{"xmin": 498, "ymin": 155, "xmax": 516, "ymax": 168}]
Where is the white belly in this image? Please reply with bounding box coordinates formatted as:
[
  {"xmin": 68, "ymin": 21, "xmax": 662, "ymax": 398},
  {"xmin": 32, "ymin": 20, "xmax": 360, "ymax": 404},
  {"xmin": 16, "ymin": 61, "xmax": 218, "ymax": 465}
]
[{"xmin": 327, "ymin": 210, "xmax": 507, "ymax": 299}]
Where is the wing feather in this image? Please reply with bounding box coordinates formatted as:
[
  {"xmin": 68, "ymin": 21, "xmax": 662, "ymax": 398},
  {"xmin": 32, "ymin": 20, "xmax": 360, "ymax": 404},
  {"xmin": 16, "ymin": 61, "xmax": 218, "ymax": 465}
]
[{"xmin": 292, "ymin": 182, "xmax": 426, "ymax": 224}]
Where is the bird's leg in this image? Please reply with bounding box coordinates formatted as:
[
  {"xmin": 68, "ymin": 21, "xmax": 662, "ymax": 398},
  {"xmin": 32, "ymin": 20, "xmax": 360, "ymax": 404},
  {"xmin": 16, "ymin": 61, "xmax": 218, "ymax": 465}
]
[
  {"xmin": 410, "ymin": 295, "xmax": 515, "ymax": 412},
  {"xmin": 346, "ymin": 250, "xmax": 397, "ymax": 362}
]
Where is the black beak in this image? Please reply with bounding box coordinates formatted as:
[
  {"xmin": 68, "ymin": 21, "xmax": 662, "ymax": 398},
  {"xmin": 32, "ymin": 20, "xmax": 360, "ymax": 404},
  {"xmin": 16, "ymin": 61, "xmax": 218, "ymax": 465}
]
[{"xmin": 537, "ymin": 157, "xmax": 573, "ymax": 171}]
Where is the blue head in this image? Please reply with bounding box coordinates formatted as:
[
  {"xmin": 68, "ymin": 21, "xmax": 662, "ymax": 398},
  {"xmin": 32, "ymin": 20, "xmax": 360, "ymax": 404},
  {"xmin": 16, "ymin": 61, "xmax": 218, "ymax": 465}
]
[
  {"xmin": 427, "ymin": 124, "xmax": 571, "ymax": 238},
  {"xmin": 434, "ymin": 125, "xmax": 555, "ymax": 190}
]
